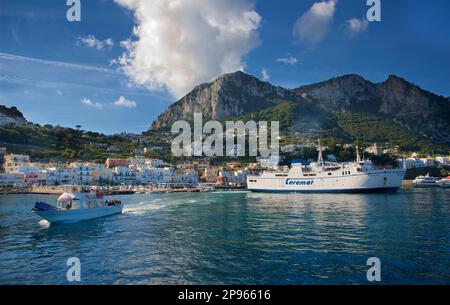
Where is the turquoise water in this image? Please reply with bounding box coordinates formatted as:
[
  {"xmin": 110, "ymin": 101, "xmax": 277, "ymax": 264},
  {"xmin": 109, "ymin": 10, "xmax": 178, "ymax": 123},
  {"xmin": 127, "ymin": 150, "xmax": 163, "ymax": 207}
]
[{"xmin": 0, "ymin": 189, "xmax": 449, "ymax": 284}]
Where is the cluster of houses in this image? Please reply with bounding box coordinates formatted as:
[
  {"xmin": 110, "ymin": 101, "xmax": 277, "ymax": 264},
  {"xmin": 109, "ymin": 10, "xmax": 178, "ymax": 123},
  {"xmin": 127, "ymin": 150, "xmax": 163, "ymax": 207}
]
[
  {"xmin": 0, "ymin": 150, "xmax": 251, "ymax": 188},
  {"xmin": 399, "ymin": 154, "xmax": 450, "ymax": 169}
]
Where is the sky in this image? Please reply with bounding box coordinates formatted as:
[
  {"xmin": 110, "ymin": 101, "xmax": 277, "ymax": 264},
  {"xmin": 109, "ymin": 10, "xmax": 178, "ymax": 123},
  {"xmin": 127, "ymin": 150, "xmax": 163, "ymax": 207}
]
[{"xmin": 0, "ymin": 0, "xmax": 449, "ymax": 134}]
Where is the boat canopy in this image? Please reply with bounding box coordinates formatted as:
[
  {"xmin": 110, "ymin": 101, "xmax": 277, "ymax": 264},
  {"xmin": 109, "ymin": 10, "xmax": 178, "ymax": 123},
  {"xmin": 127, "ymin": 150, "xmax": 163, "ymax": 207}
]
[{"xmin": 57, "ymin": 192, "xmax": 76, "ymax": 202}]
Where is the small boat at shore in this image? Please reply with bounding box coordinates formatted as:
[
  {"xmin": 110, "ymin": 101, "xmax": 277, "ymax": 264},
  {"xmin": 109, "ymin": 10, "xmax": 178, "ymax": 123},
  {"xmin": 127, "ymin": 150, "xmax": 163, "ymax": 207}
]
[
  {"xmin": 411, "ymin": 174, "xmax": 440, "ymax": 188},
  {"xmin": 32, "ymin": 191, "xmax": 123, "ymax": 223},
  {"xmin": 437, "ymin": 176, "xmax": 450, "ymax": 188}
]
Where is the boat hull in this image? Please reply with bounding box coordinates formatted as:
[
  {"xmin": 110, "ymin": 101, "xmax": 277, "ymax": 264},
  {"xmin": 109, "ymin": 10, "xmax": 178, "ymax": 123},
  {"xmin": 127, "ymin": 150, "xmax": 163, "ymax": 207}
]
[
  {"xmin": 34, "ymin": 205, "xmax": 123, "ymax": 223},
  {"xmin": 437, "ymin": 182, "xmax": 450, "ymax": 188},
  {"xmin": 248, "ymin": 187, "xmax": 400, "ymax": 194},
  {"xmin": 411, "ymin": 184, "xmax": 439, "ymax": 188},
  {"xmin": 247, "ymin": 170, "xmax": 405, "ymax": 194}
]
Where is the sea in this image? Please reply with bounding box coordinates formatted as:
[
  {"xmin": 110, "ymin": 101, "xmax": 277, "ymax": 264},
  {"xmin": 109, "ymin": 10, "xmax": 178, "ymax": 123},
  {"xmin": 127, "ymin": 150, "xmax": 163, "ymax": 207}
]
[{"xmin": 0, "ymin": 188, "xmax": 449, "ymax": 284}]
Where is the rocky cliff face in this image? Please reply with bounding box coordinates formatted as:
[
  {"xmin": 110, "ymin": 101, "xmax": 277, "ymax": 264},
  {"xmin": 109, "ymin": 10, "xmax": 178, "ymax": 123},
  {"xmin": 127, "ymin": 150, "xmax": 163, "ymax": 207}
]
[
  {"xmin": 151, "ymin": 71, "xmax": 294, "ymax": 128},
  {"xmin": 0, "ymin": 105, "xmax": 27, "ymax": 126},
  {"xmin": 151, "ymin": 71, "xmax": 450, "ymax": 147},
  {"xmin": 296, "ymin": 74, "xmax": 450, "ymax": 143}
]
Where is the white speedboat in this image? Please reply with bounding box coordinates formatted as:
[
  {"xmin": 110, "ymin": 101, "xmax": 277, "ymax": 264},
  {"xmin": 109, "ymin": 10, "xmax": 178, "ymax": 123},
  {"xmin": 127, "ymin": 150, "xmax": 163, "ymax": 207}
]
[
  {"xmin": 247, "ymin": 141, "xmax": 406, "ymax": 193},
  {"xmin": 437, "ymin": 176, "xmax": 450, "ymax": 188},
  {"xmin": 32, "ymin": 191, "xmax": 123, "ymax": 224},
  {"xmin": 411, "ymin": 174, "xmax": 440, "ymax": 188}
]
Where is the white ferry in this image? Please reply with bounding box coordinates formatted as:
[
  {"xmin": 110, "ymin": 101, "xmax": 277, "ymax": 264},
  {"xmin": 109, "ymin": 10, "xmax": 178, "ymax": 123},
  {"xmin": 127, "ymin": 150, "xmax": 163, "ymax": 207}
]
[
  {"xmin": 247, "ymin": 141, "xmax": 406, "ymax": 193},
  {"xmin": 412, "ymin": 174, "xmax": 440, "ymax": 188}
]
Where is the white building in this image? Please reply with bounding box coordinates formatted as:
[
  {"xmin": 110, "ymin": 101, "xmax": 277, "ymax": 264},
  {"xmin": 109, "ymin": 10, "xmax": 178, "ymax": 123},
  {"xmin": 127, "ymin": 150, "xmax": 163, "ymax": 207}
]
[
  {"xmin": 138, "ymin": 168, "xmax": 174, "ymax": 185},
  {"xmin": 70, "ymin": 163, "xmax": 97, "ymax": 183},
  {"xmin": 114, "ymin": 166, "xmax": 137, "ymax": 184},
  {"xmin": 405, "ymin": 158, "xmax": 424, "ymax": 169},
  {"xmin": 420, "ymin": 157, "xmax": 435, "ymax": 167},
  {"xmin": 218, "ymin": 169, "xmax": 249, "ymax": 186},
  {"xmin": 55, "ymin": 167, "xmax": 77, "ymax": 185},
  {"xmin": 4, "ymin": 154, "xmax": 31, "ymax": 173},
  {"xmin": 172, "ymin": 169, "xmax": 199, "ymax": 185},
  {"xmin": 435, "ymin": 156, "xmax": 449, "ymax": 166},
  {"xmin": 257, "ymin": 156, "xmax": 280, "ymax": 169},
  {"xmin": 92, "ymin": 164, "xmax": 113, "ymax": 183},
  {"xmin": 365, "ymin": 143, "xmax": 382, "ymax": 156},
  {"xmin": 0, "ymin": 173, "xmax": 25, "ymax": 186},
  {"xmin": 37, "ymin": 168, "xmax": 57, "ymax": 185}
]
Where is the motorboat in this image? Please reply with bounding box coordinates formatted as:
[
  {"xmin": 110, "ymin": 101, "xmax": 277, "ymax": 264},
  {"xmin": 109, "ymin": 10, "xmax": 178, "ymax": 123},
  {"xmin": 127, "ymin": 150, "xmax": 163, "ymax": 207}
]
[
  {"xmin": 411, "ymin": 174, "xmax": 440, "ymax": 188},
  {"xmin": 32, "ymin": 191, "xmax": 123, "ymax": 223}
]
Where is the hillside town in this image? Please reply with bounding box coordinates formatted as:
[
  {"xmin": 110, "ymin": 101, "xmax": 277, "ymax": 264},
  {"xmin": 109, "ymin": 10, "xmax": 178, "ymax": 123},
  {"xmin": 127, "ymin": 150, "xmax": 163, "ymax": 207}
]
[
  {"xmin": 0, "ymin": 147, "xmax": 252, "ymax": 191},
  {"xmin": 0, "ymin": 143, "xmax": 449, "ymax": 192}
]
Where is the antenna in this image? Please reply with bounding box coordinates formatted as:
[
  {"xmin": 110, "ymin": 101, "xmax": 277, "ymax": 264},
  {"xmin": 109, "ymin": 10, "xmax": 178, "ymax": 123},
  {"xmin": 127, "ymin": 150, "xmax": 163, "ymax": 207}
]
[
  {"xmin": 356, "ymin": 145, "xmax": 361, "ymax": 163},
  {"xmin": 317, "ymin": 139, "xmax": 325, "ymax": 167}
]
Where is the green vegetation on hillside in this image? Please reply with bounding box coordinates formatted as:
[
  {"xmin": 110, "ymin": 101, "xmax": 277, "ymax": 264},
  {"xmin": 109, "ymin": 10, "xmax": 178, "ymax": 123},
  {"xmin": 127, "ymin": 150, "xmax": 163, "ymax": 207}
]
[
  {"xmin": 232, "ymin": 100, "xmax": 296, "ymax": 130},
  {"xmin": 333, "ymin": 111, "xmax": 449, "ymax": 153},
  {"xmin": 0, "ymin": 124, "xmax": 137, "ymax": 161},
  {"xmin": 0, "ymin": 105, "xmax": 24, "ymax": 118}
]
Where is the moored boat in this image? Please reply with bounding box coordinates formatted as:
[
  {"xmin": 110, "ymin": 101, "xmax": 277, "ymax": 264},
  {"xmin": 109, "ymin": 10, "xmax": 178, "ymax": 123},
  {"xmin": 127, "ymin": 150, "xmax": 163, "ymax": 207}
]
[
  {"xmin": 32, "ymin": 190, "xmax": 123, "ymax": 223},
  {"xmin": 411, "ymin": 174, "xmax": 440, "ymax": 188},
  {"xmin": 247, "ymin": 141, "xmax": 406, "ymax": 194},
  {"xmin": 437, "ymin": 176, "xmax": 450, "ymax": 188}
]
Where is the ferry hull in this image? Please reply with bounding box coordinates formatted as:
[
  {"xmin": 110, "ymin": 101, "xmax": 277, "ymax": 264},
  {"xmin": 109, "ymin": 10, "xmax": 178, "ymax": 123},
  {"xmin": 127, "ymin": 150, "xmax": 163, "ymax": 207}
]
[
  {"xmin": 248, "ymin": 187, "xmax": 400, "ymax": 194},
  {"xmin": 34, "ymin": 205, "xmax": 123, "ymax": 223}
]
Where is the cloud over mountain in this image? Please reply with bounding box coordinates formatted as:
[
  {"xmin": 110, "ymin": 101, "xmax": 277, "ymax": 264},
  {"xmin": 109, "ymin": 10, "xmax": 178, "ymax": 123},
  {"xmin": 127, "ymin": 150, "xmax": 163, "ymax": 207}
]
[{"xmin": 114, "ymin": 0, "xmax": 261, "ymax": 98}]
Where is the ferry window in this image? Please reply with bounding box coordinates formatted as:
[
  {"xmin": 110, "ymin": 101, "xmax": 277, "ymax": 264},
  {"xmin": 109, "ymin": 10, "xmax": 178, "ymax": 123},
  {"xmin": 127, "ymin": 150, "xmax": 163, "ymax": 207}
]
[
  {"xmin": 342, "ymin": 172, "xmax": 344, "ymax": 175},
  {"xmin": 328, "ymin": 173, "xmax": 332, "ymax": 175}
]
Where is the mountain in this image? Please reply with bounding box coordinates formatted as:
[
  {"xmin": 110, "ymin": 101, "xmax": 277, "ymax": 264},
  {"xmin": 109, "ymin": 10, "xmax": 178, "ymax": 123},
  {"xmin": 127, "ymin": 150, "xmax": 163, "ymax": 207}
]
[
  {"xmin": 0, "ymin": 105, "xmax": 28, "ymax": 126},
  {"xmin": 151, "ymin": 71, "xmax": 296, "ymax": 128},
  {"xmin": 151, "ymin": 71, "xmax": 450, "ymax": 152},
  {"xmin": 295, "ymin": 74, "xmax": 450, "ymax": 144}
]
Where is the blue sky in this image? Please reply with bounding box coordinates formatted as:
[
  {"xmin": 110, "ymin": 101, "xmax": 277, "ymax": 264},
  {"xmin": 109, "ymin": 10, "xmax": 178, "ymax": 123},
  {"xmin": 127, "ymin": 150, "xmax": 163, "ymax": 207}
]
[{"xmin": 0, "ymin": 0, "xmax": 449, "ymax": 134}]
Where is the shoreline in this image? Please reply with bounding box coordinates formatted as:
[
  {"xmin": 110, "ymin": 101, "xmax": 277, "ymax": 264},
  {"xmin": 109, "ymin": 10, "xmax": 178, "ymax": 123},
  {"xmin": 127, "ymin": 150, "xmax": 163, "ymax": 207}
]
[{"xmin": 1, "ymin": 181, "xmax": 418, "ymax": 195}]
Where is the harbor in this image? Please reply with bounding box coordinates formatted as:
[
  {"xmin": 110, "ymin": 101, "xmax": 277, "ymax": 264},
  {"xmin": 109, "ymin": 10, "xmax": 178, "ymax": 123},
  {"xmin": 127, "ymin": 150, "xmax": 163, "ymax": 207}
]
[{"xmin": 1, "ymin": 188, "xmax": 449, "ymax": 284}]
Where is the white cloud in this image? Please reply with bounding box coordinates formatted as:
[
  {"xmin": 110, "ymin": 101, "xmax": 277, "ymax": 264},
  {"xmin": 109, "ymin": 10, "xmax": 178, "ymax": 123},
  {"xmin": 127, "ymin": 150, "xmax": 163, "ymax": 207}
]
[
  {"xmin": 293, "ymin": 0, "xmax": 337, "ymax": 45},
  {"xmin": 261, "ymin": 68, "xmax": 270, "ymax": 81},
  {"xmin": 114, "ymin": 0, "xmax": 262, "ymax": 97},
  {"xmin": 113, "ymin": 96, "xmax": 137, "ymax": 108},
  {"xmin": 76, "ymin": 35, "xmax": 114, "ymax": 50},
  {"xmin": 276, "ymin": 55, "xmax": 299, "ymax": 65},
  {"xmin": 81, "ymin": 98, "xmax": 104, "ymax": 110},
  {"xmin": 346, "ymin": 18, "xmax": 369, "ymax": 37}
]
